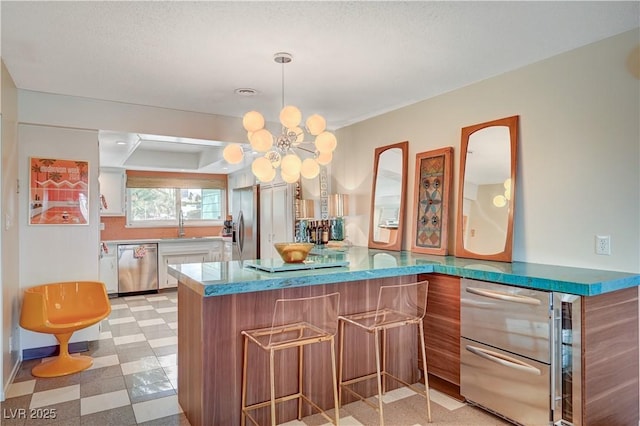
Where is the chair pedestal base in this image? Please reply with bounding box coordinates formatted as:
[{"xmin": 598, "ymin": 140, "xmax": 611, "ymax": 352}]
[
  {"xmin": 31, "ymin": 332, "xmax": 94, "ymax": 378},
  {"xmin": 32, "ymin": 353, "xmax": 93, "ymax": 378}
]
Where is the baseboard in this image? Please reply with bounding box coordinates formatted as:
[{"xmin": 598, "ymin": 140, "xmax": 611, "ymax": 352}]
[
  {"xmin": 427, "ymin": 373, "xmax": 463, "ymax": 401},
  {"xmin": 1, "ymin": 352, "xmax": 23, "ymax": 402},
  {"xmin": 22, "ymin": 341, "xmax": 89, "ymax": 361}
]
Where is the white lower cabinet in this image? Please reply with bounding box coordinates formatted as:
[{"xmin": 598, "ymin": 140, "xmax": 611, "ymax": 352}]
[
  {"xmin": 224, "ymin": 241, "xmax": 233, "ymax": 261},
  {"xmin": 162, "ymin": 252, "xmax": 208, "ymax": 288},
  {"xmin": 99, "ymin": 243, "xmax": 118, "ymax": 294},
  {"xmin": 158, "ymin": 239, "xmax": 223, "ymax": 289}
]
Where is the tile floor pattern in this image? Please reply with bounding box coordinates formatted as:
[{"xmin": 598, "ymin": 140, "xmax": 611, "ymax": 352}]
[{"xmin": 1, "ymin": 291, "xmax": 511, "ymax": 426}]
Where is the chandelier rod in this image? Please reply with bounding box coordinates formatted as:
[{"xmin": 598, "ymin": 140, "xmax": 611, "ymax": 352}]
[
  {"xmin": 296, "ymin": 145, "xmax": 315, "ymax": 154},
  {"xmin": 274, "ymin": 52, "xmax": 293, "ymax": 126},
  {"xmin": 281, "ymin": 59, "xmax": 285, "ymax": 111}
]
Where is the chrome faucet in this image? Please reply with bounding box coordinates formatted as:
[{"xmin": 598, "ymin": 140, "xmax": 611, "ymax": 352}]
[{"xmin": 178, "ymin": 212, "xmax": 185, "ymax": 238}]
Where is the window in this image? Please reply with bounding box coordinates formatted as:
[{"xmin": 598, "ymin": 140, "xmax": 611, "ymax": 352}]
[
  {"xmin": 125, "ymin": 171, "xmax": 226, "ymax": 228},
  {"xmin": 180, "ymin": 188, "xmax": 223, "ymax": 220},
  {"xmin": 127, "ymin": 187, "xmax": 225, "ymax": 227},
  {"xmin": 129, "ymin": 188, "xmax": 177, "ymax": 223}
]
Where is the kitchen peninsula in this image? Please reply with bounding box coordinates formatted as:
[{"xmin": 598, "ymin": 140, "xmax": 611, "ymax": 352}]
[{"xmin": 170, "ymin": 247, "xmax": 639, "ymax": 426}]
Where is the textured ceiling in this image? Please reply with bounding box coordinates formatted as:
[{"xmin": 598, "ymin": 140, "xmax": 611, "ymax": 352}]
[
  {"xmin": 2, "ymin": 1, "xmax": 638, "ymax": 172},
  {"xmin": 3, "ymin": 1, "xmax": 639, "ymax": 129}
]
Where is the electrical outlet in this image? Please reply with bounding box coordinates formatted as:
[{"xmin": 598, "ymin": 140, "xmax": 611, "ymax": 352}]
[{"xmin": 595, "ymin": 235, "xmax": 611, "ymax": 255}]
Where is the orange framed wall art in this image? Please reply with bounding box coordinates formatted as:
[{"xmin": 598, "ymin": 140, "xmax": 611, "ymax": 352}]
[{"xmin": 29, "ymin": 157, "xmax": 90, "ymax": 225}]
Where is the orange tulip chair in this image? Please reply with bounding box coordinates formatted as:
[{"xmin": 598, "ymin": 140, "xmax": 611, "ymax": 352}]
[{"xmin": 20, "ymin": 281, "xmax": 111, "ymax": 377}]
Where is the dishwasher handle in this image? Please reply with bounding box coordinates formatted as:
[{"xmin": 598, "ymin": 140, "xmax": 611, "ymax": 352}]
[
  {"xmin": 465, "ymin": 287, "xmax": 541, "ymax": 306},
  {"xmin": 117, "ymin": 244, "xmax": 158, "ymax": 260},
  {"xmin": 465, "ymin": 345, "xmax": 542, "ymax": 375}
]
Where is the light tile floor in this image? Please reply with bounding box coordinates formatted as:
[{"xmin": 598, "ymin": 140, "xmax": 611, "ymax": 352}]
[{"xmin": 2, "ymin": 291, "xmax": 511, "ymax": 426}]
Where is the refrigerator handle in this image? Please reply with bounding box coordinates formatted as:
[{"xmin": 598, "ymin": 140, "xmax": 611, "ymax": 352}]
[{"xmin": 238, "ymin": 210, "xmax": 245, "ymax": 256}]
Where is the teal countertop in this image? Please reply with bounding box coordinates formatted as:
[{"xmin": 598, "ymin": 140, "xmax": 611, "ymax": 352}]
[{"xmin": 168, "ymin": 246, "xmax": 640, "ymax": 297}]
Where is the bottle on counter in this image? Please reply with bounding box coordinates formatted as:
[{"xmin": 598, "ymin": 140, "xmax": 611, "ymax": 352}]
[
  {"xmin": 321, "ymin": 221, "xmax": 329, "ymax": 245},
  {"xmin": 315, "ymin": 221, "xmax": 323, "ymax": 245},
  {"xmin": 308, "ymin": 222, "xmax": 315, "ymax": 244}
]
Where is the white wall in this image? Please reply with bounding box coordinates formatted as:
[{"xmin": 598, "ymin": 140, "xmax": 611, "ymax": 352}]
[
  {"xmin": 18, "ymin": 90, "xmax": 247, "ymax": 144},
  {"xmin": 18, "ymin": 125, "xmax": 101, "ymax": 350},
  {"xmin": 333, "ymin": 29, "xmax": 640, "ymax": 273},
  {"xmin": 1, "ymin": 59, "xmax": 20, "ymax": 400}
]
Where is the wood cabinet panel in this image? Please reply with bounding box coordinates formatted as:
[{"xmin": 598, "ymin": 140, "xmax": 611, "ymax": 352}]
[
  {"xmin": 582, "ymin": 287, "xmax": 639, "ymax": 425},
  {"xmin": 177, "ymin": 283, "xmax": 204, "ymax": 426},
  {"xmin": 420, "ymin": 273, "xmax": 461, "ymax": 392},
  {"xmin": 178, "ymin": 275, "xmax": 421, "ymax": 426}
]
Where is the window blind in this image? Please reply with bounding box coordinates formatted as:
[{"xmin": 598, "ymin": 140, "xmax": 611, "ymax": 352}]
[{"xmin": 125, "ymin": 170, "xmax": 226, "ymax": 190}]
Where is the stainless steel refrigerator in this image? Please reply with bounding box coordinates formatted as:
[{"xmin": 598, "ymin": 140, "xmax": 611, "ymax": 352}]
[{"xmin": 231, "ymin": 185, "xmax": 260, "ymax": 261}]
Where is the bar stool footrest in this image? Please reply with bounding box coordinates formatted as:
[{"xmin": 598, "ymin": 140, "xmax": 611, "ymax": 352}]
[
  {"xmin": 243, "ymin": 392, "xmax": 337, "ymax": 425},
  {"xmin": 340, "ymin": 371, "xmax": 428, "ymax": 410}
]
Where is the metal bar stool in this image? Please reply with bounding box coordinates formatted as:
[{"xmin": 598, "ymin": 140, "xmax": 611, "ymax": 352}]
[
  {"xmin": 241, "ymin": 292, "xmax": 341, "ymax": 426},
  {"xmin": 337, "ymin": 281, "xmax": 431, "ymax": 425}
]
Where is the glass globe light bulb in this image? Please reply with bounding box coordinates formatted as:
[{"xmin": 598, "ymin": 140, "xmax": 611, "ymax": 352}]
[
  {"xmin": 281, "ymin": 170, "xmax": 300, "ymax": 184},
  {"xmin": 316, "ymin": 151, "xmax": 332, "ymax": 166},
  {"xmin": 258, "ymin": 166, "xmax": 276, "ymax": 183},
  {"xmin": 493, "ymin": 195, "xmax": 507, "ymax": 208},
  {"xmin": 243, "ymin": 111, "xmax": 265, "ymax": 132},
  {"xmin": 280, "ymin": 154, "xmax": 302, "ymax": 176},
  {"xmin": 251, "ymin": 157, "xmax": 273, "ymax": 180},
  {"xmin": 315, "ymin": 131, "xmax": 337, "ymax": 153},
  {"xmin": 305, "ymin": 114, "xmax": 326, "ymax": 136},
  {"xmin": 222, "ymin": 144, "xmax": 244, "ymax": 164},
  {"xmin": 250, "ymin": 128, "xmax": 273, "ymax": 152},
  {"xmin": 300, "ymin": 158, "xmax": 320, "ymax": 179},
  {"xmin": 279, "ymin": 105, "xmax": 302, "ymax": 129}
]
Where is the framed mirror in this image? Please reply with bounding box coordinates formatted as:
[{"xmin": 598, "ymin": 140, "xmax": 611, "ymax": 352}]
[
  {"xmin": 369, "ymin": 141, "xmax": 408, "ymax": 251},
  {"xmin": 455, "ymin": 116, "xmax": 519, "ymax": 262}
]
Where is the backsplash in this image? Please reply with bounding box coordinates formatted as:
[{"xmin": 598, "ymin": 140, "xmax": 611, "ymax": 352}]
[{"xmin": 100, "ymin": 216, "xmax": 223, "ymax": 241}]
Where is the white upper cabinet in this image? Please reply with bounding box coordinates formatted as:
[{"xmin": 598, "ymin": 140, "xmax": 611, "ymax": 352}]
[{"xmin": 99, "ymin": 167, "xmax": 126, "ymax": 216}]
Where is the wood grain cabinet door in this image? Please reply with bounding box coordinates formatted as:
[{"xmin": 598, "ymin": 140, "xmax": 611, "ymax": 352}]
[{"xmin": 420, "ymin": 273, "xmax": 461, "ymax": 390}]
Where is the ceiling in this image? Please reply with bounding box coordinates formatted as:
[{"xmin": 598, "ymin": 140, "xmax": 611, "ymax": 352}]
[{"xmin": 2, "ymin": 1, "xmax": 638, "ymax": 173}]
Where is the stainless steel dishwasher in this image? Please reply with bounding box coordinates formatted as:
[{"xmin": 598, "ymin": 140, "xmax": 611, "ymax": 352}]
[{"xmin": 117, "ymin": 243, "xmax": 159, "ymax": 294}]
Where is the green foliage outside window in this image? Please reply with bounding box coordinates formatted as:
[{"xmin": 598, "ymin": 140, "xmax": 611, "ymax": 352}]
[
  {"xmin": 130, "ymin": 188, "xmax": 177, "ymax": 221},
  {"xmin": 128, "ymin": 187, "xmax": 224, "ymax": 225}
]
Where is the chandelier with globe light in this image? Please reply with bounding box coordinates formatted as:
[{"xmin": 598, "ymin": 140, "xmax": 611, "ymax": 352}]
[{"xmin": 222, "ymin": 52, "xmax": 337, "ymax": 183}]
